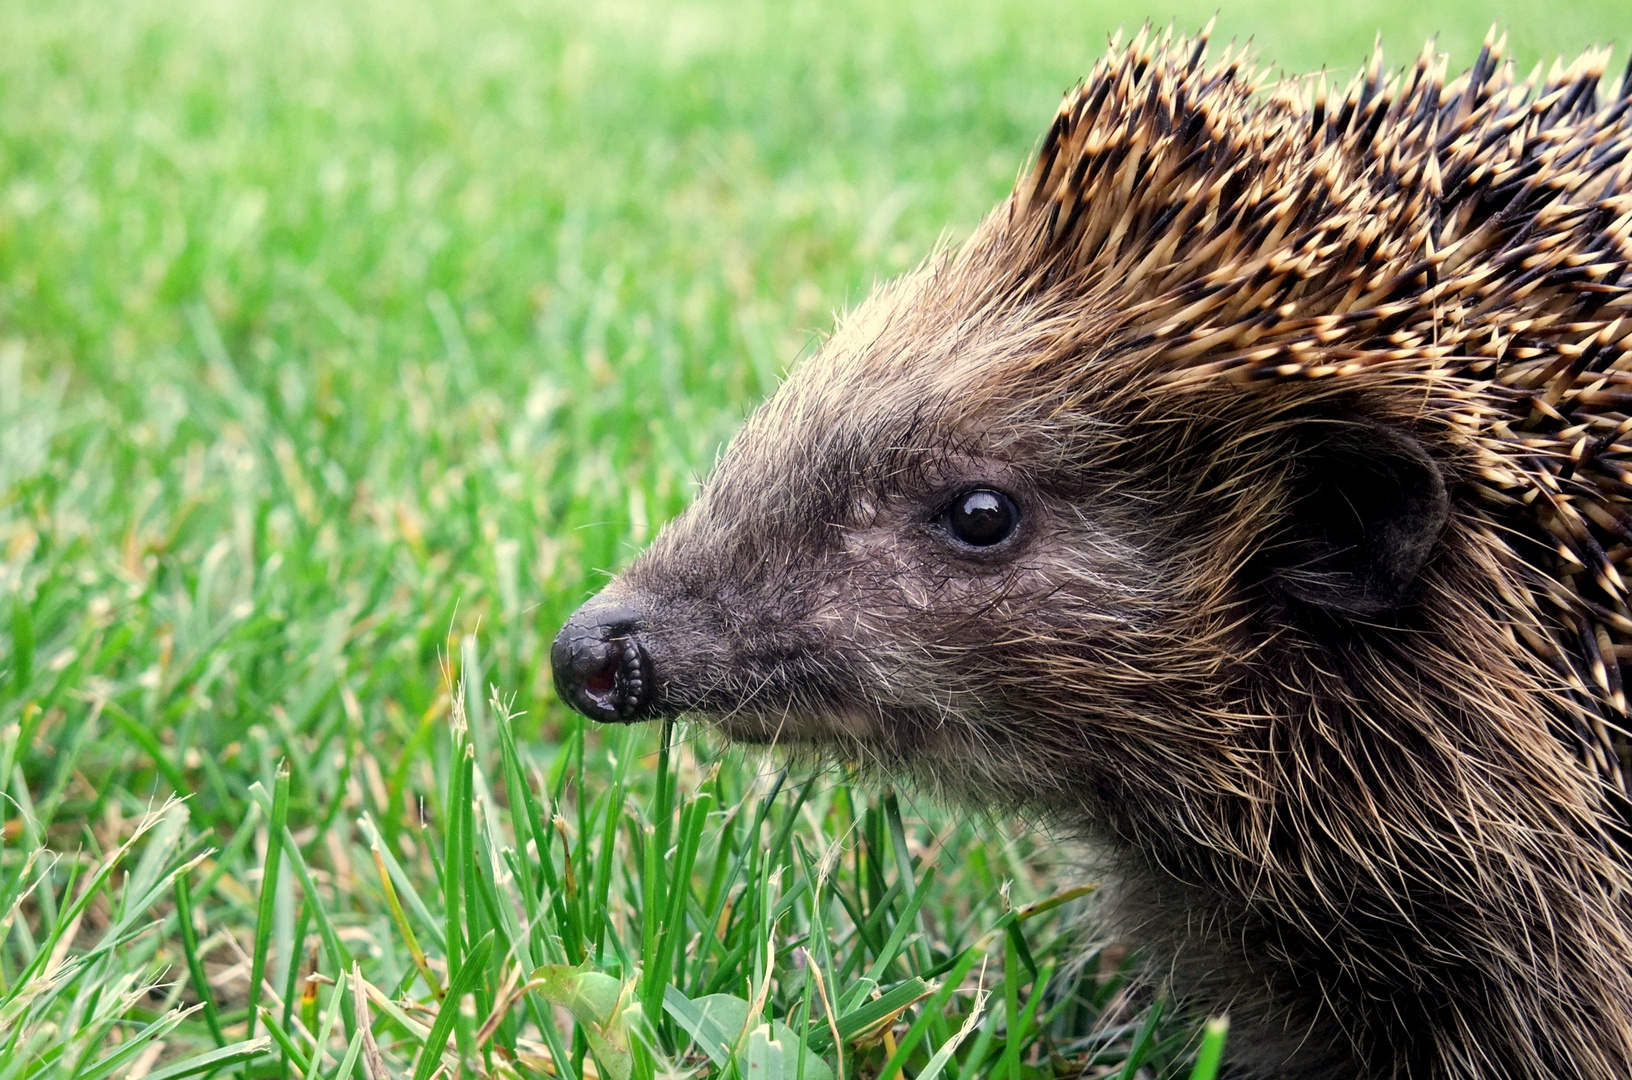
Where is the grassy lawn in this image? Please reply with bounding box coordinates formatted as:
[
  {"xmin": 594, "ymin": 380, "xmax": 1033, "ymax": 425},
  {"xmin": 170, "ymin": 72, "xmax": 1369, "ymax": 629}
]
[{"xmin": 3, "ymin": 1, "xmax": 1630, "ymax": 1077}]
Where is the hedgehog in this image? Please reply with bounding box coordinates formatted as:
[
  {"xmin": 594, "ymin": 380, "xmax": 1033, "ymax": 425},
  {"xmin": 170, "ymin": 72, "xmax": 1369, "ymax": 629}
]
[{"xmin": 551, "ymin": 26, "xmax": 1632, "ymax": 1079}]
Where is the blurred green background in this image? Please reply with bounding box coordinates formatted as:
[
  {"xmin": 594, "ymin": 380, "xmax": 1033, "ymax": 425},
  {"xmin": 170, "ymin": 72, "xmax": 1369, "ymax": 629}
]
[{"xmin": 1, "ymin": 0, "xmax": 1630, "ymax": 1075}]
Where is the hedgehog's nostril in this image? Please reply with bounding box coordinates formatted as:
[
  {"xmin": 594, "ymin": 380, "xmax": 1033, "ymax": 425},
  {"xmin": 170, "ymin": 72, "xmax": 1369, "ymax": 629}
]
[{"xmin": 551, "ymin": 602, "xmax": 653, "ymax": 723}]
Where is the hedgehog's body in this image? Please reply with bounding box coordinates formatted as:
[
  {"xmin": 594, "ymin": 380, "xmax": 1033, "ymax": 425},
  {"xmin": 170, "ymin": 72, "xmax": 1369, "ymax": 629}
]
[{"xmin": 553, "ymin": 30, "xmax": 1632, "ymax": 1078}]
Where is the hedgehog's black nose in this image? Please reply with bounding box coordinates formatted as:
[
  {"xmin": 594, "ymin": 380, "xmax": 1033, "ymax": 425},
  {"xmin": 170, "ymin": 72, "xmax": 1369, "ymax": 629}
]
[{"xmin": 551, "ymin": 602, "xmax": 652, "ymax": 723}]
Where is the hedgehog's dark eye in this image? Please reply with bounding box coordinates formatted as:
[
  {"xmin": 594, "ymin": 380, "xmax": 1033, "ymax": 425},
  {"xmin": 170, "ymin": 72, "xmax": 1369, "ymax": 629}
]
[{"xmin": 939, "ymin": 489, "xmax": 1019, "ymax": 547}]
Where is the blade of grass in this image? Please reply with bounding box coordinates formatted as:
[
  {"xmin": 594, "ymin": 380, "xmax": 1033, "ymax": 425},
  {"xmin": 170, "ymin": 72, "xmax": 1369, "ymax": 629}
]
[
  {"xmin": 1187, "ymin": 1017, "xmax": 1229, "ymax": 1080},
  {"xmin": 1115, "ymin": 999, "xmax": 1166, "ymax": 1080},
  {"xmin": 333, "ymin": 1026, "xmax": 367, "ymax": 1080},
  {"xmin": 413, "ymin": 929, "xmax": 495, "ymax": 1080},
  {"xmin": 259, "ymin": 1007, "xmax": 312, "ymax": 1076},
  {"xmin": 1002, "ymin": 927, "xmax": 1020, "ymax": 1080},
  {"xmin": 358, "ymin": 814, "xmax": 444, "ymax": 957},
  {"xmin": 247, "ymin": 762, "xmax": 292, "ymax": 1043},
  {"xmin": 843, "ymin": 867, "xmax": 934, "ymax": 1014},
  {"xmin": 368, "ymin": 837, "xmax": 443, "ymax": 998},
  {"xmin": 279, "ymin": 899, "xmax": 312, "ymax": 1079},
  {"xmin": 244, "ymin": 787, "xmax": 349, "ymax": 973},
  {"xmin": 876, "ymin": 946, "xmax": 1008, "ymax": 1080},
  {"xmin": 140, "ymin": 1040, "xmax": 272, "ymax": 1080},
  {"xmin": 173, "ymin": 871, "xmax": 227, "ymax": 1048},
  {"xmin": 900, "ymin": 986, "xmax": 990, "ymax": 1080}
]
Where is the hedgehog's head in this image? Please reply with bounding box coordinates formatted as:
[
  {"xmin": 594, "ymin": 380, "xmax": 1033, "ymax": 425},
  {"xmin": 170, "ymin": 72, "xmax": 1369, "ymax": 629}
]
[
  {"xmin": 551, "ymin": 180, "xmax": 1456, "ymax": 820},
  {"xmin": 549, "ymin": 30, "xmax": 1572, "ymax": 820}
]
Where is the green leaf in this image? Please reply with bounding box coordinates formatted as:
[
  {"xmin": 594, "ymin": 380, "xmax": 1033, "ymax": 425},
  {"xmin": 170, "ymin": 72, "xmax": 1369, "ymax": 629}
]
[
  {"xmin": 663, "ymin": 988, "xmax": 834, "ymax": 1080},
  {"xmin": 743, "ymin": 1022, "xmax": 785, "ymax": 1080},
  {"xmin": 532, "ymin": 966, "xmax": 637, "ymax": 1080},
  {"xmin": 661, "ymin": 986, "xmax": 737, "ymax": 1070}
]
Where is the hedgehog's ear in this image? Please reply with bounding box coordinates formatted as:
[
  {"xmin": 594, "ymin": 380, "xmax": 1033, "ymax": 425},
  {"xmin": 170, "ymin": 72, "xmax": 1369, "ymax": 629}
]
[{"xmin": 1269, "ymin": 421, "xmax": 1448, "ymax": 617}]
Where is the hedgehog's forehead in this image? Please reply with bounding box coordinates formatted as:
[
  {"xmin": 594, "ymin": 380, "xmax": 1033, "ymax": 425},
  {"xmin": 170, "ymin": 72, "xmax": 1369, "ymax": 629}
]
[
  {"xmin": 824, "ymin": 256, "xmax": 1075, "ymax": 392},
  {"xmin": 777, "ymin": 280, "xmax": 1037, "ymax": 426},
  {"xmin": 719, "ymin": 278, "xmax": 1080, "ymax": 509}
]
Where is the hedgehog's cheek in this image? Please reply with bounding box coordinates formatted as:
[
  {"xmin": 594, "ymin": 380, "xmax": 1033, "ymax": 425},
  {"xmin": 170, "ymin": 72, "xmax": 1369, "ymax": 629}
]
[{"xmin": 1268, "ymin": 421, "xmax": 1449, "ymax": 617}]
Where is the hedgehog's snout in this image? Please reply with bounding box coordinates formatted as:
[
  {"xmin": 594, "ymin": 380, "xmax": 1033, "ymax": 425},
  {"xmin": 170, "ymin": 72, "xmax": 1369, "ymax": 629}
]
[{"xmin": 551, "ymin": 601, "xmax": 653, "ymax": 723}]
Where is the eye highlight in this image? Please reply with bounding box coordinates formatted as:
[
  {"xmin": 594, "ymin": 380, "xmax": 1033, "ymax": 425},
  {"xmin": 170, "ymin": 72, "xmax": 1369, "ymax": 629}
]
[{"xmin": 938, "ymin": 489, "xmax": 1020, "ymax": 548}]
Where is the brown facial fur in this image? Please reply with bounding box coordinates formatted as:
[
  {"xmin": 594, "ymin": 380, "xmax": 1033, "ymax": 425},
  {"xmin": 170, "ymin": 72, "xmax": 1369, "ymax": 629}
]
[{"xmin": 564, "ymin": 27, "xmax": 1632, "ymax": 1080}]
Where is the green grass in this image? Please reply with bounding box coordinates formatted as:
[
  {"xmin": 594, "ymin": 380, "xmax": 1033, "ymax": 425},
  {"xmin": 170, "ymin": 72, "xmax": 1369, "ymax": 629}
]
[{"xmin": 2, "ymin": 0, "xmax": 1630, "ymax": 1077}]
